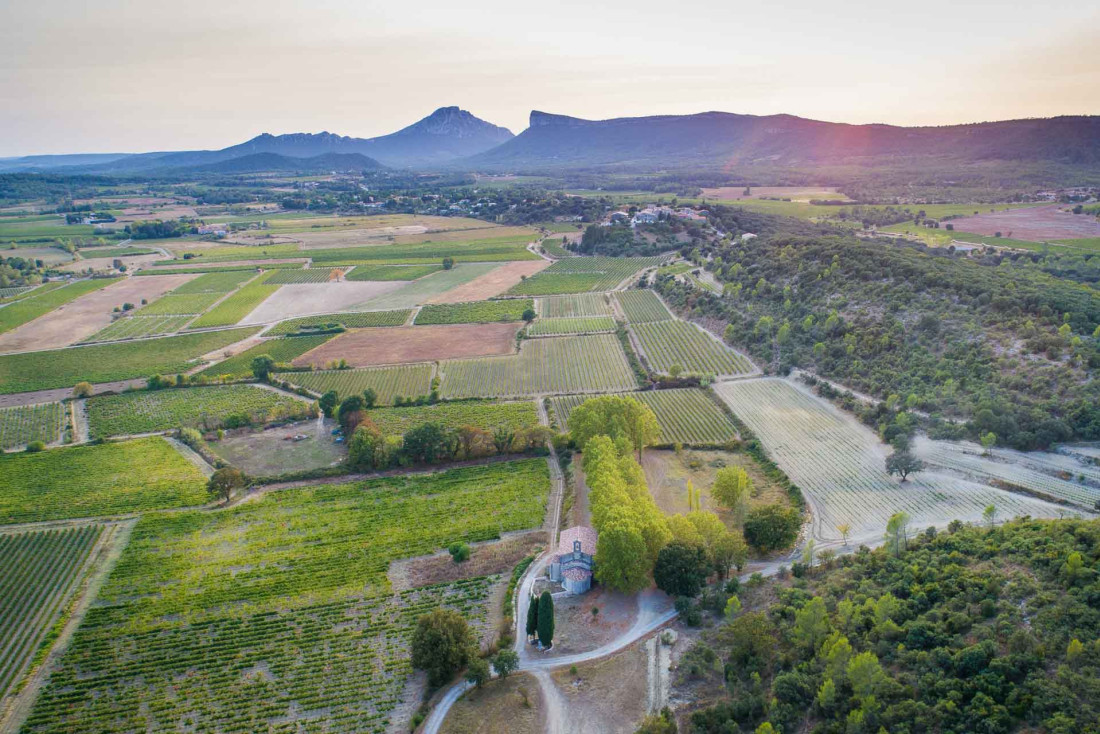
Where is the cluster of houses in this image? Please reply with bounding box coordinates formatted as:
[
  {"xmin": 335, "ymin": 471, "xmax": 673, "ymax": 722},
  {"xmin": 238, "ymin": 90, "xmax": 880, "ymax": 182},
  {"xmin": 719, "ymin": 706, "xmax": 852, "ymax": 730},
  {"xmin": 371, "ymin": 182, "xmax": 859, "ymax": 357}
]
[{"xmin": 608, "ymin": 206, "xmax": 710, "ymax": 228}]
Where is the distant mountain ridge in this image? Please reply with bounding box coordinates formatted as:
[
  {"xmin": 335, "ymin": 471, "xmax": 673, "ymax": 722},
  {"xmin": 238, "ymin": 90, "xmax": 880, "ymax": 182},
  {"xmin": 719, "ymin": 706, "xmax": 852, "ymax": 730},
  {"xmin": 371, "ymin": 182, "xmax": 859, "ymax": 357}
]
[
  {"xmin": 463, "ymin": 110, "xmax": 1100, "ymax": 170},
  {"xmin": 192, "ymin": 152, "xmax": 385, "ymax": 174}
]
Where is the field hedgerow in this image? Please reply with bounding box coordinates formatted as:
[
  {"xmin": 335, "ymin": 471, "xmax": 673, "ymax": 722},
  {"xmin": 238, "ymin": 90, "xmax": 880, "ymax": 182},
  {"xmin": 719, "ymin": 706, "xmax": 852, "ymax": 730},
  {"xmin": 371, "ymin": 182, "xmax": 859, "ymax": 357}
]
[{"xmin": 365, "ymin": 400, "xmax": 538, "ymax": 437}]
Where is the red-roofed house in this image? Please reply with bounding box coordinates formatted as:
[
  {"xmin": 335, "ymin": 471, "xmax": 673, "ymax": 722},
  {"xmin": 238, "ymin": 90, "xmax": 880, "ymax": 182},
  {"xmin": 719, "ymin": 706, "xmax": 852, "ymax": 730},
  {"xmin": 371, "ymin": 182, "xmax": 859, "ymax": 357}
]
[{"xmin": 549, "ymin": 526, "xmax": 597, "ymax": 594}]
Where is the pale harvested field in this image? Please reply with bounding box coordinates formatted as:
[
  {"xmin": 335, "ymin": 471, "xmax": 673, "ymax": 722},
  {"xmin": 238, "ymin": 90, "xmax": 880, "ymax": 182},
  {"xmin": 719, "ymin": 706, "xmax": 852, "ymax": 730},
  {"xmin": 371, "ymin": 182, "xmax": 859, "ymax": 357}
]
[
  {"xmin": 206, "ymin": 235, "xmax": 301, "ymax": 247},
  {"xmin": 426, "ymin": 260, "xmax": 550, "ymax": 303},
  {"xmin": 239, "ymin": 281, "xmax": 408, "ymax": 324},
  {"xmin": 113, "ymin": 205, "xmax": 198, "ymax": 223},
  {"xmin": 0, "ymin": 274, "xmax": 196, "ymax": 353},
  {"xmin": 148, "ymin": 258, "xmax": 308, "ymax": 269},
  {"xmin": 950, "ymin": 204, "xmax": 1100, "ymax": 241},
  {"xmin": 292, "ymin": 322, "xmax": 521, "ymax": 367},
  {"xmin": 701, "ymin": 185, "xmax": 846, "ymax": 201},
  {"xmin": 73, "ymin": 196, "xmax": 179, "ymax": 207},
  {"xmin": 61, "ymin": 253, "xmax": 166, "ymax": 273}
]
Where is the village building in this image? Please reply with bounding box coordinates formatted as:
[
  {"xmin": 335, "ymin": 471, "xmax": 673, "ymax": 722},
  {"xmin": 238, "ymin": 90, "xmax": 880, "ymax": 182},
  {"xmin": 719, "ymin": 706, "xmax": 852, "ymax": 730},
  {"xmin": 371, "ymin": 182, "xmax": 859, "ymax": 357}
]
[{"xmin": 549, "ymin": 525, "xmax": 597, "ymax": 594}]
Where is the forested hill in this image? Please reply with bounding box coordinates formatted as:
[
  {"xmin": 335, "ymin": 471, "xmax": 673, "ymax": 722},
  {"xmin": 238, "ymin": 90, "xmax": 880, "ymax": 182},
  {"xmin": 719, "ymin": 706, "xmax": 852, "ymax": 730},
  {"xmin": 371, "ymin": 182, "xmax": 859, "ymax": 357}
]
[
  {"xmin": 654, "ymin": 209, "xmax": 1100, "ymax": 450},
  {"xmin": 465, "ymin": 110, "xmax": 1100, "ymax": 172},
  {"xmin": 679, "ymin": 518, "xmax": 1100, "ymax": 734}
]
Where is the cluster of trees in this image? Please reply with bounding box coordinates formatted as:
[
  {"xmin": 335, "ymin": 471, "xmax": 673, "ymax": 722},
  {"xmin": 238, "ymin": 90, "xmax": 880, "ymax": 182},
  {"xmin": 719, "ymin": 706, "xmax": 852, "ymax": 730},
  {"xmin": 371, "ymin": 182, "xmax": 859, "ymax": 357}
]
[
  {"xmin": 524, "ymin": 590, "xmax": 555, "ymax": 648},
  {"xmin": 680, "ymin": 517, "xmax": 1100, "ymax": 734},
  {"xmin": 0, "ymin": 255, "xmax": 46, "ymax": 287},
  {"xmin": 126, "ymin": 219, "xmax": 194, "ymax": 239},
  {"xmin": 410, "ymin": 608, "xmax": 518, "ymax": 689},
  {"xmin": 657, "ymin": 228, "xmax": 1100, "ymax": 449}
]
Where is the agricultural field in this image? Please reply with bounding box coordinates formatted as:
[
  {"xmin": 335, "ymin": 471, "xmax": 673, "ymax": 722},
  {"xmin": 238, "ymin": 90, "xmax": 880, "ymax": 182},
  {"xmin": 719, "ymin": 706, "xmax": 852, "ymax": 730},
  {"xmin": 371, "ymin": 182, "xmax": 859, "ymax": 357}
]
[
  {"xmin": 540, "ymin": 236, "xmax": 576, "ymax": 258},
  {"xmin": 263, "ymin": 268, "xmax": 340, "ymax": 284},
  {"xmin": 0, "ymin": 283, "xmax": 63, "ymax": 302},
  {"xmin": 170, "ymin": 270, "xmax": 258, "ymax": 293},
  {"xmin": 0, "ymin": 437, "xmax": 208, "ymax": 524},
  {"xmin": 208, "ymin": 420, "xmax": 346, "ymax": 477},
  {"xmin": 353, "ymin": 264, "xmax": 499, "ymax": 311},
  {"xmin": 0, "ymin": 524, "xmax": 106, "ymax": 701},
  {"xmin": 713, "ymin": 379, "xmax": 1064, "ymax": 543},
  {"xmin": 365, "ymin": 400, "xmax": 538, "ymax": 438},
  {"xmin": 506, "ymin": 257, "xmax": 664, "ymax": 296},
  {"xmin": 136, "ymin": 292, "xmax": 223, "ymax": 316},
  {"xmin": 414, "ymin": 298, "xmax": 533, "ymax": 325},
  {"xmin": 947, "ymin": 203, "xmax": 1100, "ymax": 242},
  {"xmin": 305, "ymin": 236, "xmax": 539, "ymax": 265},
  {"xmin": 22, "ymin": 460, "xmax": 550, "ymax": 734},
  {"xmin": 631, "ymin": 320, "xmax": 755, "ymax": 375},
  {"xmin": 426, "ymin": 261, "xmax": 549, "ymax": 302},
  {"xmin": 276, "ymin": 364, "xmax": 434, "ymax": 405},
  {"xmin": 550, "ymin": 388, "xmax": 737, "ymax": 446},
  {"xmin": 190, "ymin": 281, "xmax": 280, "ymax": 328},
  {"xmin": 538, "ymin": 293, "xmax": 614, "ymax": 318},
  {"xmin": 265, "ymin": 309, "xmax": 411, "ymax": 335},
  {"xmin": 293, "ymin": 323, "xmax": 520, "ymax": 368},
  {"xmin": 0, "ymin": 277, "xmax": 120, "ymax": 335},
  {"xmin": 526, "ymin": 316, "xmax": 616, "ymax": 336},
  {"xmin": 440, "ymin": 334, "xmax": 637, "ymax": 398},
  {"xmin": 198, "ymin": 335, "xmax": 336, "ymax": 379},
  {"xmin": 86, "ymin": 385, "xmax": 314, "ymax": 438},
  {"xmin": 615, "ymin": 289, "xmax": 672, "ymax": 322},
  {"xmin": 0, "ymin": 285, "xmax": 36, "ymax": 300},
  {"xmin": 84, "ymin": 314, "xmax": 195, "ymax": 342},
  {"xmin": 0, "ymin": 327, "xmax": 260, "ymax": 394},
  {"xmin": 0, "ymin": 402, "xmax": 66, "ymax": 450},
  {"xmin": 345, "ymin": 264, "xmax": 442, "ymax": 281},
  {"xmin": 240, "ymin": 281, "xmax": 407, "ymax": 324}
]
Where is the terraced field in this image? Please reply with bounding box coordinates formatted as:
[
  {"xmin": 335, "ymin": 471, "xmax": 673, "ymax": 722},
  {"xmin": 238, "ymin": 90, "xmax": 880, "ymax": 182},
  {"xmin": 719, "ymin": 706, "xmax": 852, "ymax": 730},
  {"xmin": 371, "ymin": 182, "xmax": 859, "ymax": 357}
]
[
  {"xmin": 415, "ymin": 299, "xmax": 532, "ymax": 325},
  {"xmin": 439, "ymin": 334, "xmax": 637, "ymax": 398},
  {"xmin": 616, "ymin": 289, "xmax": 672, "ymax": 322},
  {"xmin": 526, "ymin": 316, "xmax": 616, "ymax": 336},
  {"xmin": 538, "ymin": 293, "xmax": 614, "ymax": 318},
  {"xmin": 22, "ymin": 460, "xmax": 550, "ymax": 734},
  {"xmin": 0, "ymin": 524, "xmax": 106, "ymax": 700},
  {"xmin": 276, "ymin": 364, "xmax": 434, "ymax": 405},
  {"xmin": 507, "ymin": 257, "xmax": 664, "ymax": 296},
  {"xmin": 86, "ymin": 385, "xmax": 314, "ymax": 438},
  {"xmin": 266, "ymin": 309, "xmax": 411, "ymax": 335},
  {"xmin": 199, "ymin": 335, "xmax": 336, "ymax": 379},
  {"xmin": 549, "ymin": 388, "xmax": 737, "ymax": 446},
  {"xmin": 714, "ymin": 379, "xmax": 1064, "ymax": 543},
  {"xmin": 0, "ymin": 437, "xmax": 208, "ymax": 524},
  {"xmin": 0, "ymin": 328, "xmax": 261, "ymax": 394},
  {"xmin": 0, "ymin": 402, "xmax": 66, "ymax": 450},
  {"xmin": 365, "ymin": 400, "xmax": 538, "ymax": 437},
  {"xmin": 632, "ymin": 320, "xmax": 755, "ymax": 375}
]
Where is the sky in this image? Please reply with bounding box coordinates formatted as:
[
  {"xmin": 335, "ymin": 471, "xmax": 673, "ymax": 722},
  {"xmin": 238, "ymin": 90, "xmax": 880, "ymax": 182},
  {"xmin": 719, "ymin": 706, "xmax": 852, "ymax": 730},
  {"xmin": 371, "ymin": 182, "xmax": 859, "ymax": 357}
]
[{"xmin": 2, "ymin": 0, "xmax": 1099, "ymax": 156}]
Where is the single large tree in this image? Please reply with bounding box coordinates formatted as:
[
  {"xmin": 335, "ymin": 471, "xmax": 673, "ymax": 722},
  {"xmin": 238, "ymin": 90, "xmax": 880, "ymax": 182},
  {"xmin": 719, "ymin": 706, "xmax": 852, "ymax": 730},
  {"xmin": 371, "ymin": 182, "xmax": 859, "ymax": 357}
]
[
  {"xmin": 410, "ymin": 608, "xmax": 475, "ymax": 687},
  {"xmin": 348, "ymin": 423, "xmax": 387, "ymax": 470},
  {"xmin": 250, "ymin": 354, "xmax": 276, "ymax": 381},
  {"xmin": 885, "ymin": 448, "xmax": 924, "ymax": 481},
  {"xmin": 525, "ymin": 595, "xmax": 539, "ymax": 639},
  {"xmin": 207, "ymin": 467, "xmax": 245, "ymax": 505},
  {"xmin": 338, "ymin": 395, "xmax": 366, "ymax": 435},
  {"xmin": 742, "ymin": 504, "xmax": 801, "ymax": 553},
  {"xmin": 711, "ymin": 466, "xmax": 751, "ymax": 522},
  {"xmin": 318, "ymin": 390, "xmax": 338, "ymax": 418},
  {"xmin": 536, "ymin": 591, "xmax": 555, "ymax": 648},
  {"xmin": 654, "ymin": 541, "xmax": 710, "ymax": 598}
]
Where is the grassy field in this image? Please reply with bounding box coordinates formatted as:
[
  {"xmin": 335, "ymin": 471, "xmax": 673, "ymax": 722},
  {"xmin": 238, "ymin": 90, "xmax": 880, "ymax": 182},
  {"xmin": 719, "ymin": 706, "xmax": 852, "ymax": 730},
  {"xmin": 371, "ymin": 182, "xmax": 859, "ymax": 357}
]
[
  {"xmin": 616, "ymin": 289, "xmax": 673, "ymax": 322},
  {"xmin": 198, "ymin": 335, "xmax": 336, "ymax": 378},
  {"xmin": 22, "ymin": 460, "xmax": 550, "ymax": 733},
  {"xmin": 277, "ymin": 364, "xmax": 434, "ymax": 405},
  {"xmin": 550, "ymin": 388, "xmax": 737, "ymax": 446},
  {"xmin": 170, "ymin": 270, "xmax": 256, "ymax": 294},
  {"xmin": 86, "ymin": 385, "xmax": 314, "ymax": 438},
  {"xmin": 188, "ymin": 279, "xmax": 280, "ymax": 328},
  {"xmin": 265, "ymin": 309, "xmax": 411, "ymax": 335},
  {"xmin": 538, "ymin": 293, "xmax": 614, "ymax": 318},
  {"xmin": 0, "ymin": 327, "xmax": 260, "ymax": 394},
  {"xmin": 506, "ymin": 257, "xmax": 664, "ymax": 296},
  {"xmin": 0, "ymin": 283, "xmax": 64, "ymax": 302},
  {"xmin": 526, "ymin": 316, "xmax": 616, "ymax": 336},
  {"xmin": 0, "ymin": 278, "xmax": 120, "ymax": 335},
  {"xmin": 365, "ymin": 400, "xmax": 538, "ymax": 437},
  {"xmin": 632, "ymin": 320, "xmax": 755, "ymax": 376},
  {"xmin": 0, "ymin": 402, "xmax": 66, "ymax": 449},
  {"xmin": 0, "ymin": 437, "xmax": 208, "ymax": 524},
  {"xmin": 540, "ymin": 237, "xmax": 575, "ymax": 258},
  {"xmin": 440, "ymin": 334, "xmax": 637, "ymax": 398},
  {"xmin": 414, "ymin": 299, "xmax": 533, "ymax": 325},
  {"xmin": 345, "ymin": 264, "xmax": 442, "ymax": 281},
  {"xmin": 137, "ymin": 292, "xmax": 223, "ymax": 316},
  {"xmin": 0, "ymin": 525, "xmax": 105, "ymax": 700}
]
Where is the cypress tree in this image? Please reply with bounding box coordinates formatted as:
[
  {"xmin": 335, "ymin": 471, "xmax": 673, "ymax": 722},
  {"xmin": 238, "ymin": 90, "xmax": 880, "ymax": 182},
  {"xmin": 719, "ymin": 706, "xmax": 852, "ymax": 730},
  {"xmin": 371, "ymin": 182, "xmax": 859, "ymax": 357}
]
[
  {"xmin": 537, "ymin": 591, "xmax": 555, "ymax": 648},
  {"xmin": 526, "ymin": 595, "xmax": 538, "ymax": 638}
]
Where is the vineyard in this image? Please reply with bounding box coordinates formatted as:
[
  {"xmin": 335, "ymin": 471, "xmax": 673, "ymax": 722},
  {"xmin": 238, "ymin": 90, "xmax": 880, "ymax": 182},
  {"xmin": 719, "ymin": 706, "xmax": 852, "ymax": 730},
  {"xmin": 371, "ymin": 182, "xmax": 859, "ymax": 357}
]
[
  {"xmin": 366, "ymin": 400, "xmax": 538, "ymax": 437},
  {"xmin": 632, "ymin": 320, "xmax": 755, "ymax": 376},
  {"xmin": 137, "ymin": 292, "xmax": 223, "ymax": 316},
  {"xmin": 22, "ymin": 460, "xmax": 551, "ymax": 734},
  {"xmin": 616, "ymin": 289, "xmax": 672, "ymax": 322},
  {"xmin": 714, "ymin": 379, "xmax": 1063, "ymax": 542},
  {"xmin": 415, "ymin": 299, "xmax": 533, "ymax": 325},
  {"xmin": 199, "ymin": 335, "xmax": 336, "ymax": 379},
  {"xmin": 526, "ymin": 316, "xmax": 616, "ymax": 336},
  {"xmin": 0, "ymin": 437, "xmax": 208, "ymax": 524},
  {"xmin": 171, "ymin": 270, "xmax": 256, "ymax": 294},
  {"xmin": 506, "ymin": 257, "xmax": 664, "ymax": 296},
  {"xmin": 86, "ymin": 385, "xmax": 314, "ymax": 438},
  {"xmin": 540, "ymin": 236, "xmax": 575, "ymax": 258},
  {"xmin": 0, "ymin": 278, "xmax": 120, "ymax": 335},
  {"xmin": 85, "ymin": 314, "xmax": 195, "ymax": 343},
  {"xmin": 305, "ymin": 235, "xmax": 538, "ymax": 265},
  {"xmin": 0, "ymin": 524, "xmax": 105, "ymax": 701},
  {"xmin": 0, "ymin": 402, "xmax": 66, "ymax": 450},
  {"xmin": 549, "ymin": 388, "xmax": 738, "ymax": 446},
  {"xmin": 264, "ymin": 268, "xmax": 338, "ymax": 284},
  {"xmin": 538, "ymin": 293, "xmax": 613, "ymax": 318},
  {"xmin": 265, "ymin": 309, "xmax": 411, "ymax": 335},
  {"xmin": 439, "ymin": 334, "xmax": 637, "ymax": 398},
  {"xmin": 0, "ymin": 328, "xmax": 261, "ymax": 394},
  {"xmin": 276, "ymin": 364, "xmax": 434, "ymax": 405},
  {"xmin": 346, "ymin": 264, "xmax": 442, "ymax": 281},
  {"xmin": 189, "ymin": 280, "xmax": 280, "ymax": 328}
]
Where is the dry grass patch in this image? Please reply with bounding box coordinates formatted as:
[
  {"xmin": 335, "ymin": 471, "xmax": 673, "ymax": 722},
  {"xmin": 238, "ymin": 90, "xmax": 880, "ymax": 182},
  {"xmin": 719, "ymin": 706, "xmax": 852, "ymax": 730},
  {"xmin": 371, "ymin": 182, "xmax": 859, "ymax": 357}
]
[
  {"xmin": 440, "ymin": 672, "xmax": 545, "ymax": 734},
  {"xmin": 388, "ymin": 531, "xmax": 546, "ymax": 592},
  {"xmin": 427, "ymin": 261, "xmax": 551, "ymax": 303},
  {"xmin": 293, "ymin": 322, "xmax": 521, "ymax": 367}
]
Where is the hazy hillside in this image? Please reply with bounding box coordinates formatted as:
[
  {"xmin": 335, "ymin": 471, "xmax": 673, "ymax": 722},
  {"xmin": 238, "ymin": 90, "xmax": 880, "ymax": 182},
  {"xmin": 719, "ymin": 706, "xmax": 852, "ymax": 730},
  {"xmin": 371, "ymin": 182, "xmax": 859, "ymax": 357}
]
[{"xmin": 187, "ymin": 151, "xmax": 385, "ymax": 174}]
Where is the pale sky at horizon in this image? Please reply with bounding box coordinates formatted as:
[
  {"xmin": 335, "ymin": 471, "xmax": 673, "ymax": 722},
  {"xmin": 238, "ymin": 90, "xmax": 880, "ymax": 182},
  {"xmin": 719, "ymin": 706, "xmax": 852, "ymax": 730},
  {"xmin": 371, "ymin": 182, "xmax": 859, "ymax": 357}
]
[{"xmin": 2, "ymin": 0, "xmax": 1099, "ymax": 157}]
